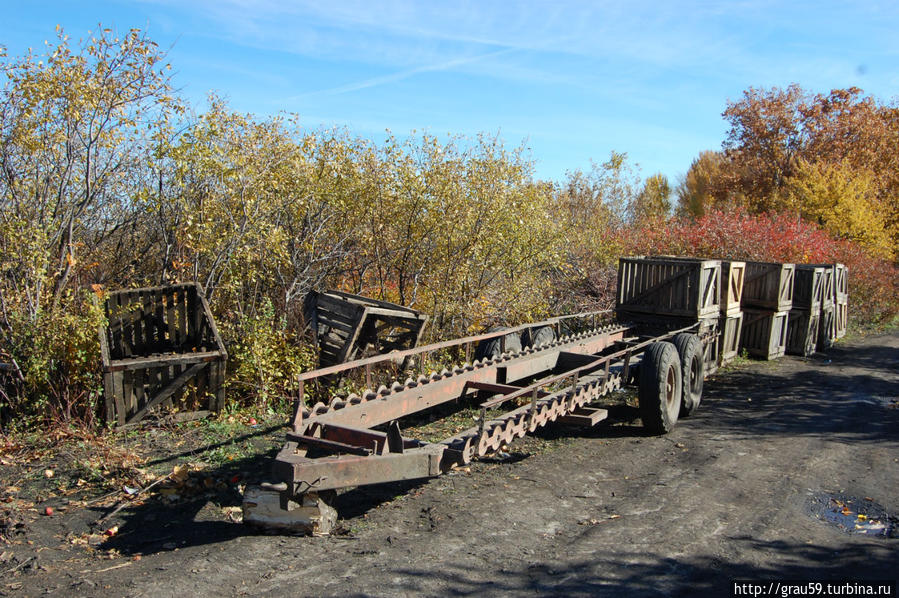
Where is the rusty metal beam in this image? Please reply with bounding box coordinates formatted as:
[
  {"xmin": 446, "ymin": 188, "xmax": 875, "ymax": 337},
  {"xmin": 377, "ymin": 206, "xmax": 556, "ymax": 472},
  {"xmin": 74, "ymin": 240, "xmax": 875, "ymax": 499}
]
[
  {"xmin": 301, "ymin": 324, "xmax": 629, "ymax": 429},
  {"xmin": 274, "ymin": 442, "xmax": 444, "ymax": 493}
]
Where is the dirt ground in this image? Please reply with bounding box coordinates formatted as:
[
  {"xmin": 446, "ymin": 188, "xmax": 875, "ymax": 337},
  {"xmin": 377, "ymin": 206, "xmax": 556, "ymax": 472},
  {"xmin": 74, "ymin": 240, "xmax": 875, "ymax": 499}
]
[{"xmin": 2, "ymin": 330, "xmax": 898, "ymax": 597}]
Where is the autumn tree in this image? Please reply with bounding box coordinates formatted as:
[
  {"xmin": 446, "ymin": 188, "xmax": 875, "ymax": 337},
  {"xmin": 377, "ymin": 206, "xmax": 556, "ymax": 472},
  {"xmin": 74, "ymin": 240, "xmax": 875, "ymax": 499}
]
[
  {"xmin": 715, "ymin": 84, "xmax": 899, "ymax": 256},
  {"xmin": 630, "ymin": 172, "xmax": 671, "ymax": 222},
  {"xmin": 675, "ymin": 150, "xmax": 727, "ymax": 217},
  {"xmin": 0, "ymin": 26, "xmax": 178, "ymax": 422}
]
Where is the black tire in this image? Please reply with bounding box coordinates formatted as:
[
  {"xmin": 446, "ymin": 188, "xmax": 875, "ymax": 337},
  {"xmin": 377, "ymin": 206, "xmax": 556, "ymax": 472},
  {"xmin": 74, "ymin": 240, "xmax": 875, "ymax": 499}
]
[
  {"xmin": 672, "ymin": 333, "xmax": 704, "ymax": 416},
  {"xmin": 474, "ymin": 327, "xmax": 522, "ymax": 361},
  {"xmin": 521, "ymin": 325, "xmax": 555, "ymax": 349},
  {"xmin": 638, "ymin": 342, "xmax": 682, "ymax": 434}
]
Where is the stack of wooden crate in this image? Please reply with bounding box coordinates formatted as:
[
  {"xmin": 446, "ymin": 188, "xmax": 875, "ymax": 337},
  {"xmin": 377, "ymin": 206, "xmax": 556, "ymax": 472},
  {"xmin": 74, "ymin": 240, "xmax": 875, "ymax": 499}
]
[
  {"xmin": 812, "ymin": 263, "xmax": 850, "ymax": 350},
  {"xmin": 615, "ymin": 256, "xmax": 722, "ymax": 371},
  {"xmin": 740, "ymin": 262, "xmax": 794, "ymax": 359},
  {"xmin": 786, "ymin": 265, "xmax": 824, "ymax": 357},
  {"xmin": 718, "ymin": 261, "xmax": 745, "ymax": 366}
]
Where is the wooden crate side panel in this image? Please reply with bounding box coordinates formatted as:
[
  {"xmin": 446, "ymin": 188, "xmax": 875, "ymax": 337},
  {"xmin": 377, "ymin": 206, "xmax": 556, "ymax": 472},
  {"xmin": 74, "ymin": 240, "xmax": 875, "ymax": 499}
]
[
  {"xmin": 778, "ymin": 264, "xmax": 794, "ymax": 309},
  {"xmin": 835, "ymin": 299, "xmax": 848, "ymax": 338},
  {"xmin": 740, "ymin": 309, "xmax": 788, "ymax": 359},
  {"xmin": 105, "ymin": 284, "xmax": 215, "ymax": 358},
  {"xmin": 818, "ymin": 266, "xmax": 835, "ymax": 301},
  {"xmin": 786, "ymin": 309, "xmax": 819, "ymax": 357},
  {"xmin": 719, "ymin": 311, "xmax": 743, "ymax": 362},
  {"xmin": 834, "ymin": 263, "xmax": 848, "ymax": 298},
  {"xmin": 817, "ymin": 306, "xmax": 835, "ymax": 350},
  {"xmin": 699, "ymin": 263, "xmax": 721, "ymax": 317},
  {"xmin": 109, "ymin": 357, "xmax": 226, "ymax": 424},
  {"xmin": 313, "ymin": 294, "xmax": 367, "ymax": 367},
  {"xmin": 617, "ymin": 258, "xmax": 718, "ymax": 318},
  {"xmin": 793, "ymin": 267, "xmax": 824, "ymax": 311},
  {"xmin": 721, "ymin": 262, "xmax": 745, "ymax": 314},
  {"xmin": 743, "ymin": 262, "xmax": 794, "ymax": 310}
]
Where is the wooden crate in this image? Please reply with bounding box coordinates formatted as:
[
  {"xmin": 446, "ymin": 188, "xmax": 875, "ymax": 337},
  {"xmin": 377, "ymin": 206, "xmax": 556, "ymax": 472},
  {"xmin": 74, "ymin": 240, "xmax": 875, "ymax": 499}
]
[
  {"xmin": 720, "ymin": 261, "xmax": 745, "ymax": 316},
  {"xmin": 306, "ymin": 291, "xmax": 429, "ymax": 368},
  {"xmin": 834, "ymin": 263, "xmax": 848, "ymax": 300},
  {"xmin": 786, "ymin": 308, "xmax": 819, "ymax": 357},
  {"xmin": 742, "ymin": 262, "xmax": 794, "ymax": 311},
  {"xmin": 740, "ymin": 308, "xmax": 789, "ymax": 360},
  {"xmin": 835, "ymin": 297, "xmax": 848, "ymax": 339},
  {"xmin": 793, "ymin": 265, "xmax": 825, "ymax": 312},
  {"xmin": 616, "ymin": 257, "xmax": 721, "ymax": 319},
  {"xmin": 100, "ymin": 283, "xmax": 227, "ymax": 426},
  {"xmin": 719, "ymin": 311, "xmax": 743, "ymax": 365}
]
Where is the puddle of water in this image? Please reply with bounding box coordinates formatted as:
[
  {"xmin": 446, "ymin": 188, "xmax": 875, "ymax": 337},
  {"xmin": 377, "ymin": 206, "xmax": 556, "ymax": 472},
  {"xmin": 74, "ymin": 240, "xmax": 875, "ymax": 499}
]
[{"xmin": 807, "ymin": 492, "xmax": 897, "ymax": 538}]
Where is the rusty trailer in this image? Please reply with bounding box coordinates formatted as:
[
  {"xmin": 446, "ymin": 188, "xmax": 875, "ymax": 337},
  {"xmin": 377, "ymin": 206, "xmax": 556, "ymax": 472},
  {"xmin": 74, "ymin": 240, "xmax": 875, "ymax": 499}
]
[
  {"xmin": 245, "ymin": 309, "xmax": 713, "ymax": 534},
  {"xmin": 244, "ymin": 256, "xmax": 846, "ymax": 534}
]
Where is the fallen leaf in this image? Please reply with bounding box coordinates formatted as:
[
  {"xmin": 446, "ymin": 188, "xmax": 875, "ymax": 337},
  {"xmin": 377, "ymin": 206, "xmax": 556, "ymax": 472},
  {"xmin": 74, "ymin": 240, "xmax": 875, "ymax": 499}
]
[
  {"xmin": 44, "ymin": 507, "xmax": 53, "ymax": 516},
  {"xmin": 857, "ymin": 514, "xmax": 868, "ymax": 521},
  {"xmin": 171, "ymin": 464, "xmax": 189, "ymax": 484},
  {"xmin": 841, "ymin": 507, "xmax": 852, "ymax": 516}
]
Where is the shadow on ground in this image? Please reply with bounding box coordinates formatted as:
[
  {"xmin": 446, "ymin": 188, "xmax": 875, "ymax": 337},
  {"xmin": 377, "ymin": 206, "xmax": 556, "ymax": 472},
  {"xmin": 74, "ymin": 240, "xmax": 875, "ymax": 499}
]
[{"xmin": 334, "ymin": 535, "xmax": 899, "ymax": 597}]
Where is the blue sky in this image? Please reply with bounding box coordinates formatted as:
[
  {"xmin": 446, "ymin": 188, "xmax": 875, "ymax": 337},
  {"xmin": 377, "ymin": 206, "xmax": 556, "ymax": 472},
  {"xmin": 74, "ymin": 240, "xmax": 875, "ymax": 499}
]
[{"xmin": 3, "ymin": 1, "xmax": 898, "ymax": 184}]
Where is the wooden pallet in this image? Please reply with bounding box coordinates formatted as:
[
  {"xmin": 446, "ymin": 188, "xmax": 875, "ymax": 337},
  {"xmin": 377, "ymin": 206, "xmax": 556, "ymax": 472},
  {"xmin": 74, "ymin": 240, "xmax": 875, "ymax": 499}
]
[
  {"xmin": 616, "ymin": 257, "xmax": 721, "ymax": 319},
  {"xmin": 99, "ymin": 283, "xmax": 227, "ymax": 426},
  {"xmin": 740, "ymin": 308, "xmax": 789, "ymax": 360},
  {"xmin": 742, "ymin": 262, "xmax": 794, "ymax": 311},
  {"xmin": 786, "ymin": 308, "xmax": 819, "ymax": 357},
  {"xmin": 306, "ymin": 291, "xmax": 429, "ymax": 368}
]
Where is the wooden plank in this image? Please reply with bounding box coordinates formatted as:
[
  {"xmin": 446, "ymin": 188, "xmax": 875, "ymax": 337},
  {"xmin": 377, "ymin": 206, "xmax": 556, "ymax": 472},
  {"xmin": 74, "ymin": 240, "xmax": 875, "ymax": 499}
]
[
  {"xmin": 326, "ymin": 290, "xmax": 423, "ymax": 315},
  {"xmin": 178, "ymin": 289, "xmax": 188, "ymax": 348},
  {"xmin": 316, "ymin": 316, "xmax": 356, "ymax": 333},
  {"xmin": 333, "ymin": 306, "xmax": 368, "ymax": 365},
  {"xmin": 106, "ymin": 350, "xmax": 224, "ymax": 372},
  {"xmin": 103, "ymin": 371, "xmax": 115, "ymax": 424},
  {"xmin": 317, "ymin": 293, "xmax": 366, "ymax": 320},
  {"xmin": 133, "ymin": 368, "xmax": 145, "ymax": 419},
  {"xmin": 125, "ymin": 362, "xmax": 208, "ymax": 424},
  {"xmin": 107, "ymin": 282, "xmax": 197, "ymax": 296},
  {"xmin": 559, "ymin": 407, "xmax": 609, "ymax": 427},
  {"xmin": 166, "ymin": 291, "xmax": 177, "ymax": 348},
  {"xmin": 197, "ymin": 288, "xmax": 227, "ymax": 355}
]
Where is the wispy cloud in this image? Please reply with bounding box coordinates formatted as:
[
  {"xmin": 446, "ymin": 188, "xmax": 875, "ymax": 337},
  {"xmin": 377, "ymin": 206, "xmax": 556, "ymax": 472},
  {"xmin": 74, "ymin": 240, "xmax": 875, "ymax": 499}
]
[{"xmin": 288, "ymin": 47, "xmax": 519, "ymax": 99}]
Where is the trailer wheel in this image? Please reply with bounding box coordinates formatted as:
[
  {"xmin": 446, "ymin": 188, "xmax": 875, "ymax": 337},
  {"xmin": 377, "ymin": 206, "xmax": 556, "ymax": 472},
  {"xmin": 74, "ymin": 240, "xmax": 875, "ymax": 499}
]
[
  {"xmin": 638, "ymin": 342, "xmax": 682, "ymax": 434},
  {"xmin": 474, "ymin": 327, "xmax": 522, "ymax": 361},
  {"xmin": 521, "ymin": 325, "xmax": 555, "ymax": 349},
  {"xmin": 672, "ymin": 333, "xmax": 704, "ymax": 416}
]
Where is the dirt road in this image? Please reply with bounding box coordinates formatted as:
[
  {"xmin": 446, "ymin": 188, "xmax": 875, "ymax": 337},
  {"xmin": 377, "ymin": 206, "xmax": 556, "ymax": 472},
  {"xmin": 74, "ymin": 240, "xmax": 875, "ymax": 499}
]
[{"xmin": 5, "ymin": 331, "xmax": 898, "ymax": 597}]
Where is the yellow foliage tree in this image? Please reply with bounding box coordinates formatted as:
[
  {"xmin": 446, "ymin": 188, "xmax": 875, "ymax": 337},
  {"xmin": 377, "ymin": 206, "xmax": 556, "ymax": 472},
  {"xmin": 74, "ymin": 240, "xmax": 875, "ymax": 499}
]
[{"xmin": 784, "ymin": 159, "xmax": 893, "ymax": 258}]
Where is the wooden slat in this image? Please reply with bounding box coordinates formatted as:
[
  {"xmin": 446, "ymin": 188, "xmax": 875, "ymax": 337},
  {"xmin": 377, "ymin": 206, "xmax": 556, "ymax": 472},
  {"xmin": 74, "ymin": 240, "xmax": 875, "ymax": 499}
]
[{"xmin": 106, "ymin": 350, "xmax": 224, "ymax": 372}]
